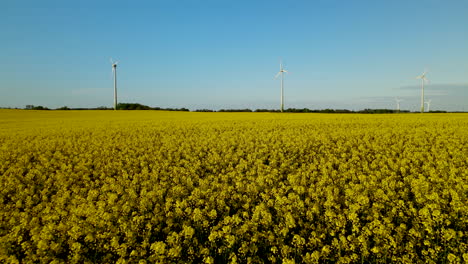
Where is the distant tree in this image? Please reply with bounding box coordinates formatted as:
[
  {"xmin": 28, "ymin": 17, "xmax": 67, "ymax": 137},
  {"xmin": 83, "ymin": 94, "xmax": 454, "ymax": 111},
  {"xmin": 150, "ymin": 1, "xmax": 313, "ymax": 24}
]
[
  {"xmin": 113, "ymin": 103, "xmax": 191, "ymax": 111},
  {"xmin": 31, "ymin": 106, "xmax": 49, "ymax": 110},
  {"xmin": 56, "ymin": 106, "xmax": 70, "ymax": 110},
  {"xmin": 96, "ymin": 106, "xmax": 112, "ymax": 110},
  {"xmin": 218, "ymin": 109, "xmax": 252, "ymax": 112},
  {"xmin": 117, "ymin": 103, "xmax": 151, "ymax": 110},
  {"xmin": 285, "ymin": 108, "xmax": 313, "ymax": 113},
  {"xmin": 333, "ymin": 109, "xmax": 353, "ymax": 113},
  {"xmin": 357, "ymin": 109, "xmax": 396, "ymax": 114},
  {"xmin": 161, "ymin": 107, "xmax": 190, "ymax": 111}
]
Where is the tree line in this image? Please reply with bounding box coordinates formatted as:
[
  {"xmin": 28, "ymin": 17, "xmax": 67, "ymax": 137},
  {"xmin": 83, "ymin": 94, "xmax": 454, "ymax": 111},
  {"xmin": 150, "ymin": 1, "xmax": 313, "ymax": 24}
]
[{"xmin": 13, "ymin": 104, "xmax": 450, "ymax": 113}]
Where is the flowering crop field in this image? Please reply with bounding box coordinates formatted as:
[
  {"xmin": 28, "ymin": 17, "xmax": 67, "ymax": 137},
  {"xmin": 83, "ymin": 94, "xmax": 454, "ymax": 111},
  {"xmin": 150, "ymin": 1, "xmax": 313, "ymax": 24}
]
[{"xmin": 0, "ymin": 110, "xmax": 467, "ymax": 263}]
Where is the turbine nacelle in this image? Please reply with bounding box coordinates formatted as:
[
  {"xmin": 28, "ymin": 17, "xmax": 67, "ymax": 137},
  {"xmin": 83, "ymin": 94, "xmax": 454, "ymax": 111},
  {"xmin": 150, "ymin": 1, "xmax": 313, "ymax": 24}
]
[
  {"xmin": 416, "ymin": 70, "xmax": 429, "ymax": 82},
  {"xmin": 275, "ymin": 65, "xmax": 288, "ymax": 79},
  {"xmin": 275, "ymin": 71, "xmax": 287, "ymax": 79},
  {"xmin": 110, "ymin": 58, "xmax": 119, "ymax": 69}
]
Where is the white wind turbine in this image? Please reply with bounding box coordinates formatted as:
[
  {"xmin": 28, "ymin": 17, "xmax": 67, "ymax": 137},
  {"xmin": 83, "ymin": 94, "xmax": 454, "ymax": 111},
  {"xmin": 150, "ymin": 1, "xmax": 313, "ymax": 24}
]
[
  {"xmin": 416, "ymin": 70, "xmax": 429, "ymax": 113},
  {"xmin": 274, "ymin": 59, "xmax": 288, "ymax": 112},
  {"xmin": 395, "ymin": 97, "xmax": 403, "ymax": 112},
  {"xmin": 425, "ymin": 99, "xmax": 432, "ymax": 112},
  {"xmin": 110, "ymin": 58, "xmax": 119, "ymax": 110}
]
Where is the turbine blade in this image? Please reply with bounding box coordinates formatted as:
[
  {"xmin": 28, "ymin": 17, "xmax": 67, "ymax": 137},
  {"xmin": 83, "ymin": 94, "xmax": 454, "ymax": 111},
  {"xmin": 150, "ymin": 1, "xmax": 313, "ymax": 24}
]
[
  {"xmin": 275, "ymin": 72, "xmax": 281, "ymax": 79},
  {"xmin": 110, "ymin": 58, "xmax": 114, "ymax": 64},
  {"xmin": 421, "ymin": 69, "xmax": 428, "ymax": 79}
]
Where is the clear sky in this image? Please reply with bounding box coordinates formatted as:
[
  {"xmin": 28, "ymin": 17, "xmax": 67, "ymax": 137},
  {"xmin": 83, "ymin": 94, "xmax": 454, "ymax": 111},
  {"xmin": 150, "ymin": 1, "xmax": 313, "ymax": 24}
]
[{"xmin": 1, "ymin": 0, "xmax": 468, "ymax": 111}]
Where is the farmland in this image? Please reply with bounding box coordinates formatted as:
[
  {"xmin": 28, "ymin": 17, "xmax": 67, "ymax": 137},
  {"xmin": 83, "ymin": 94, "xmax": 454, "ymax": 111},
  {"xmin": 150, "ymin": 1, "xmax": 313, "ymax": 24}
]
[{"xmin": 0, "ymin": 110, "xmax": 467, "ymax": 263}]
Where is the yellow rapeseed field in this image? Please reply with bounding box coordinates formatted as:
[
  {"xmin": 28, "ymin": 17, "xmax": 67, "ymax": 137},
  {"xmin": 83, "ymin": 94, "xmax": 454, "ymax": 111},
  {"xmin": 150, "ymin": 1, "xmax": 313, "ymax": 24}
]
[{"xmin": 0, "ymin": 110, "xmax": 467, "ymax": 263}]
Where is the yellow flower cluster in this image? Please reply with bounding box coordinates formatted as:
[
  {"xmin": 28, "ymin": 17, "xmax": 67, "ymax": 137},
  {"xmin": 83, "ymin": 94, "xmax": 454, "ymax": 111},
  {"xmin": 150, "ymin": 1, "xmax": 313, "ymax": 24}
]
[{"xmin": 0, "ymin": 110, "xmax": 466, "ymax": 263}]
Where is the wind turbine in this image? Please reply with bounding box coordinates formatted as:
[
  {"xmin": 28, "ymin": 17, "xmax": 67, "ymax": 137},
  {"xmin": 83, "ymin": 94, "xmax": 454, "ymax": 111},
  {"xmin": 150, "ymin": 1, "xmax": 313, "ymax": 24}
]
[
  {"xmin": 425, "ymin": 99, "xmax": 432, "ymax": 112},
  {"xmin": 111, "ymin": 58, "xmax": 119, "ymax": 110},
  {"xmin": 416, "ymin": 70, "xmax": 429, "ymax": 113},
  {"xmin": 395, "ymin": 97, "xmax": 403, "ymax": 112},
  {"xmin": 274, "ymin": 59, "xmax": 288, "ymax": 112}
]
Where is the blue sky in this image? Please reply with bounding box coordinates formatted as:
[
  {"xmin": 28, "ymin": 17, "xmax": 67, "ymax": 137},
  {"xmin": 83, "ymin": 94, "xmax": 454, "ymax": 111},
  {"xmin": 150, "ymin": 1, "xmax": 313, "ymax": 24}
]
[{"xmin": 1, "ymin": 0, "xmax": 468, "ymax": 111}]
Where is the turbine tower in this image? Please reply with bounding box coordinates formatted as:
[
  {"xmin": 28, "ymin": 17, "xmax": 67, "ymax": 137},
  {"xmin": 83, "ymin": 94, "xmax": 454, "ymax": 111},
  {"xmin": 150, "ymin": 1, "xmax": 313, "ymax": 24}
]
[
  {"xmin": 274, "ymin": 59, "xmax": 288, "ymax": 112},
  {"xmin": 416, "ymin": 70, "xmax": 429, "ymax": 113},
  {"xmin": 425, "ymin": 99, "xmax": 432, "ymax": 112},
  {"xmin": 111, "ymin": 58, "xmax": 119, "ymax": 110},
  {"xmin": 395, "ymin": 97, "xmax": 403, "ymax": 112}
]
